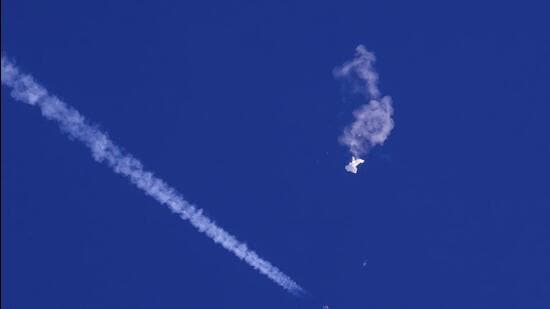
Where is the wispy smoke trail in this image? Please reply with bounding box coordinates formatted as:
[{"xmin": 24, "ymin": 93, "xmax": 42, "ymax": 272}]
[
  {"xmin": 334, "ymin": 45, "xmax": 394, "ymax": 173},
  {"xmin": 1, "ymin": 55, "xmax": 304, "ymax": 296}
]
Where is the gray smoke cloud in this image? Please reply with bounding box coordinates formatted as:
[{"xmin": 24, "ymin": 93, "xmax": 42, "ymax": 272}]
[
  {"xmin": 334, "ymin": 45, "xmax": 394, "ymax": 173},
  {"xmin": 1, "ymin": 55, "xmax": 305, "ymax": 296}
]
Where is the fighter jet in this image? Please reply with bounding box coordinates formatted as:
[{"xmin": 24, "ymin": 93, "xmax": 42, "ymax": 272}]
[{"xmin": 345, "ymin": 156, "xmax": 365, "ymax": 174}]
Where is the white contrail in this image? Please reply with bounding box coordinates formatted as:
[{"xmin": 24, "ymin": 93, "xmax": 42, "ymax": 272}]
[
  {"xmin": 1, "ymin": 55, "xmax": 305, "ymax": 296},
  {"xmin": 334, "ymin": 45, "xmax": 394, "ymax": 173}
]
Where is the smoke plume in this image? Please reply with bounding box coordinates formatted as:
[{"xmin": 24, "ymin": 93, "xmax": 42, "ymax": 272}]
[{"xmin": 334, "ymin": 45, "xmax": 394, "ymax": 173}]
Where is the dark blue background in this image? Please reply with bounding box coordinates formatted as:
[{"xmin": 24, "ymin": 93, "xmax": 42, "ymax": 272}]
[{"xmin": 2, "ymin": 1, "xmax": 549, "ymax": 308}]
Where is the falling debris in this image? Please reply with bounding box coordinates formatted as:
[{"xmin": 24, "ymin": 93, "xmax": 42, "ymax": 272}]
[
  {"xmin": 334, "ymin": 45, "xmax": 394, "ymax": 174},
  {"xmin": 344, "ymin": 156, "xmax": 365, "ymax": 174}
]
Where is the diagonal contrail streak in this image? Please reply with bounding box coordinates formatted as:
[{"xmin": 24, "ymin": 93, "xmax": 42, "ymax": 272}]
[{"xmin": 1, "ymin": 55, "xmax": 304, "ymax": 296}]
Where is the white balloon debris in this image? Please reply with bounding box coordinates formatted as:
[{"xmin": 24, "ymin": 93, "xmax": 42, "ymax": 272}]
[{"xmin": 344, "ymin": 156, "xmax": 365, "ymax": 174}]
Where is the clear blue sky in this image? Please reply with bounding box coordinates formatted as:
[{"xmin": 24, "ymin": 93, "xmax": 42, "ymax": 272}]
[{"xmin": 2, "ymin": 0, "xmax": 549, "ymax": 308}]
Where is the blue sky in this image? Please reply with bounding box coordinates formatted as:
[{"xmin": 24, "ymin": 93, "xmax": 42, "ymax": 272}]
[{"xmin": 2, "ymin": 0, "xmax": 549, "ymax": 308}]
